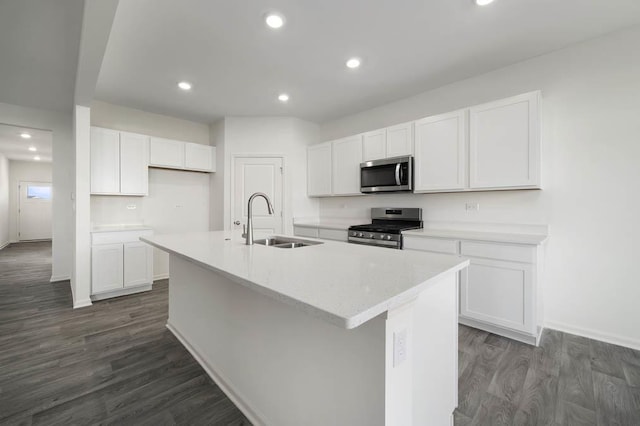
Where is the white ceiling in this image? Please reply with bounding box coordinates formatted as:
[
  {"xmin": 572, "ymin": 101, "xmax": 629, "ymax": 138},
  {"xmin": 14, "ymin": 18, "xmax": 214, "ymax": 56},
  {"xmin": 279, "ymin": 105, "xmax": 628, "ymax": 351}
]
[
  {"xmin": 0, "ymin": 0, "xmax": 84, "ymax": 112},
  {"xmin": 95, "ymin": 0, "xmax": 640, "ymax": 124},
  {"xmin": 0, "ymin": 124, "xmax": 52, "ymax": 163}
]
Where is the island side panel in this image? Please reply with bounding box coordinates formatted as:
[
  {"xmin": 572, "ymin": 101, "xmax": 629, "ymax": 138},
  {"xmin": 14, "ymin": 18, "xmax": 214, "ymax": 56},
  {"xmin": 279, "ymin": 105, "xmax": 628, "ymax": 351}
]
[
  {"xmin": 412, "ymin": 273, "xmax": 459, "ymax": 425},
  {"xmin": 167, "ymin": 255, "xmax": 386, "ymax": 426}
]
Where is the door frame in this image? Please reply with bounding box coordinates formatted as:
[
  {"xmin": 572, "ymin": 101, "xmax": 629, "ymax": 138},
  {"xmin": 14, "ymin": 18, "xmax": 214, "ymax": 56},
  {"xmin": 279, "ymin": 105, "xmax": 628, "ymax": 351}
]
[
  {"xmin": 17, "ymin": 180, "xmax": 53, "ymax": 241},
  {"xmin": 229, "ymin": 154, "xmax": 285, "ymax": 233}
]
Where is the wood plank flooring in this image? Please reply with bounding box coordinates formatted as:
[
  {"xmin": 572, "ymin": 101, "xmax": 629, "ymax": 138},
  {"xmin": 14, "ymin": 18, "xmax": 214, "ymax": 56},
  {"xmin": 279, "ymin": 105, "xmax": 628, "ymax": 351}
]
[
  {"xmin": 2, "ymin": 242, "xmax": 639, "ymax": 425},
  {"xmin": 456, "ymin": 324, "xmax": 640, "ymax": 425},
  {"xmin": 0, "ymin": 242, "xmax": 250, "ymax": 425}
]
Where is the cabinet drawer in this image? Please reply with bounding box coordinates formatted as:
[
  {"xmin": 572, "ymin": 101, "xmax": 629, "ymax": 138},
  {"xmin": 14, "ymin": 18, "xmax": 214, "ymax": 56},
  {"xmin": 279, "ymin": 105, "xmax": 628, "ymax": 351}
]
[
  {"xmin": 293, "ymin": 226, "xmax": 319, "ymax": 238},
  {"xmin": 403, "ymin": 236, "xmax": 459, "ymax": 254},
  {"xmin": 92, "ymin": 229, "xmax": 153, "ymax": 245},
  {"xmin": 461, "ymin": 241, "xmax": 534, "ymax": 263},
  {"xmin": 318, "ymin": 228, "xmax": 348, "ymax": 242}
]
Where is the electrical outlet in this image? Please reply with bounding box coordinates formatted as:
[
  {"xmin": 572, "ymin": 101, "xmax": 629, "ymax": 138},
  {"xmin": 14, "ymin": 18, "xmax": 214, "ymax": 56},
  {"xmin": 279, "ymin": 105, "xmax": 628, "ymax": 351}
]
[
  {"xmin": 393, "ymin": 329, "xmax": 408, "ymax": 367},
  {"xmin": 465, "ymin": 202, "xmax": 480, "ymax": 211}
]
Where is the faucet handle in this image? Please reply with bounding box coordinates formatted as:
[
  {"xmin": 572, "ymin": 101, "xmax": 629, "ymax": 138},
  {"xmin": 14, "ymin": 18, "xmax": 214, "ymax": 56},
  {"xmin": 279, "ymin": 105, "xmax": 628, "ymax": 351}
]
[{"xmin": 241, "ymin": 224, "xmax": 247, "ymax": 238}]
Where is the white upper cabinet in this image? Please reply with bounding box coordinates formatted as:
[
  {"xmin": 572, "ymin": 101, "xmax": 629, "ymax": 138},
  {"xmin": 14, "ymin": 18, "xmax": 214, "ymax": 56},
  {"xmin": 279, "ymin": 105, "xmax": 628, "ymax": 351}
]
[
  {"xmin": 185, "ymin": 142, "xmax": 215, "ymax": 172},
  {"xmin": 149, "ymin": 137, "xmax": 215, "ymax": 172},
  {"xmin": 149, "ymin": 137, "xmax": 185, "ymax": 169},
  {"xmin": 307, "ymin": 142, "xmax": 332, "ymax": 197},
  {"xmin": 469, "ymin": 91, "xmax": 541, "ymax": 189},
  {"xmin": 90, "ymin": 127, "xmax": 149, "ymax": 196},
  {"xmin": 361, "ymin": 123, "xmax": 413, "ymax": 162},
  {"xmin": 119, "ymin": 132, "xmax": 149, "ymax": 195},
  {"xmin": 385, "ymin": 122, "xmax": 414, "ymax": 158},
  {"xmin": 332, "ymin": 135, "xmax": 363, "ymax": 196},
  {"xmin": 362, "ymin": 129, "xmax": 386, "ymax": 161},
  {"xmin": 414, "ymin": 110, "xmax": 467, "ymax": 192},
  {"xmin": 90, "ymin": 127, "xmax": 120, "ymax": 194}
]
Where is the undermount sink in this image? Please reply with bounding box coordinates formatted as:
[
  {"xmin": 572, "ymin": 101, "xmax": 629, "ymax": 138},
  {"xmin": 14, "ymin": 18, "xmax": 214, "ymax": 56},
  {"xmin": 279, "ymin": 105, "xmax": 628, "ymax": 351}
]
[{"xmin": 254, "ymin": 236, "xmax": 323, "ymax": 249}]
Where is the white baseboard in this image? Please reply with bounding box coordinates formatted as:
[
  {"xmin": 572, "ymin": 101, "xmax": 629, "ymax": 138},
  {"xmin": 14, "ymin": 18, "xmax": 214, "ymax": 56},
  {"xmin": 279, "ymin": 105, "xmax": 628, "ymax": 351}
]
[
  {"xmin": 73, "ymin": 298, "xmax": 93, "ymax": 309},
  {"xmin": 0, "ymin": 241, "xmax": 9, "ymax": 250},
  {"xmin": 545, "ymin": 320, "xmax": 640, "ymax": 351},
  {"xmin": 153, "ymin": 273, "xmax": 170, "ymax": 281},
  {"xmin": 50, "ymin": 275, "xmax": 71, "ymax": 283},
  {"xmin": 166, "ymin": 321, "xmax": 267, "ymax": 426},
  {"xmin": 90, "ymin": 284, "xmax": 152, "ymax": 301}
]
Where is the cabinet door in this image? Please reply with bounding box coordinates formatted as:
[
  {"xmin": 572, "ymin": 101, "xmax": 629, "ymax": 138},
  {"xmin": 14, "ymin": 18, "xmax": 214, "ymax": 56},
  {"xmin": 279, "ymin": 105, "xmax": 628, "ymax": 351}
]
[
  {"xmin": 332, "ymin": 135, "xmax": 363, "ymax": 196},
  {"xmin": 149, "ymin": 137, "xmax": 185, "ymax": 169},
  {"xmin": 184, "ymin": 142, "xmax": 214, "ymax": 172},
  {"xmin": 469, "ymin": 91, "xmax": 540, "ymax": 189},
  {"xmin": 460, "ymin": 258, "xmax": 534, "ymax": 333},
  {"xmin": 362, "ymin": 129, "xmax": 386, "ymax": 161},
  {"xmin": 90, "ymin": 127, "xmax": 120, "ymax": 194},
  {"xmin": 307, "ymin": 142, "xmax": 332, "ymax": 197},
  {"xmin": 91, "ymin": 243, "xmax": 124, "ymax": 294},
  {"xmin": 386, "ymin": 122, "xmax": 413, "ymax": 158},
  {"xmin": 120, "ymin": 132, "xmax": 149, "ymax": 195},
  {"xmin": 123, "ymin": 241, "xmax": 153, "ymax": 287},
  {"xmin": 414, "ymin": 110, "xmax": 467, "ymax": 192}
]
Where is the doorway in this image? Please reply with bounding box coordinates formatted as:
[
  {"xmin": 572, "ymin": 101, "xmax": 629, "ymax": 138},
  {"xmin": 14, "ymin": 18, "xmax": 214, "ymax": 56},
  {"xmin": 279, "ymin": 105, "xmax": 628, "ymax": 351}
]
[
  {"xmin": 231, "ymin": 156, "xmax": 284, "ymax": 234},
  {"xmin": 18, "ymin": 181, "xmax": 52, "ymax": 241}
]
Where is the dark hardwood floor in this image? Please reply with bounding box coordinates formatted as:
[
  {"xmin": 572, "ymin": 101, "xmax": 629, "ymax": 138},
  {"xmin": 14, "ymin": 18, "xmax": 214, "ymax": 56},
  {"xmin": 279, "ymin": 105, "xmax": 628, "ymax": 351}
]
[
  {"xmin": 1, "ymin": 242, "xmax": 639, "ymax": 425},
  {"xmin": 0, "ymin": 242, "xmax": 250, "ymax": 425}
]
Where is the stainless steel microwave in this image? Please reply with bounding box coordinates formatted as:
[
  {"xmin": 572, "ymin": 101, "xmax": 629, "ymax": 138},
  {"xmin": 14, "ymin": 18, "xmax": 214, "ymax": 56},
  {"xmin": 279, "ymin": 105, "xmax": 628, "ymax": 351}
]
[{"xmin": 360, "ymin": 156, "xmax": 413, "ymax": 193}]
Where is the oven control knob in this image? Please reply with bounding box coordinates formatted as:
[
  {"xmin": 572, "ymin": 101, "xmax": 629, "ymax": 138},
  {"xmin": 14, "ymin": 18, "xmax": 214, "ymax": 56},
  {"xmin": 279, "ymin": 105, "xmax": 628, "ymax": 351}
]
[
  {"xmin": 358, "ymin": 232, "xmax": 364, "ymax": 238},
  {"xmin": 350, "ymin": 231, "xmax": 357, "ymax": 237},
  {"xmin": 386, "ymin": 235, "xmax": 392, "ymax": 240},
  {"xmin": 368, "ymin": 233, "xmax": 374, "ymax": 239}
]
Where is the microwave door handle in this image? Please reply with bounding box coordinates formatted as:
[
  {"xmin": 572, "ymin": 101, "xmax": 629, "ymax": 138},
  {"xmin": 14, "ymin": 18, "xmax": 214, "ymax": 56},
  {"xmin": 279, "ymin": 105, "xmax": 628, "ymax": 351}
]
[{"xmin": 395, "ymin": 163, "xmax": 401, "ymax": 185}]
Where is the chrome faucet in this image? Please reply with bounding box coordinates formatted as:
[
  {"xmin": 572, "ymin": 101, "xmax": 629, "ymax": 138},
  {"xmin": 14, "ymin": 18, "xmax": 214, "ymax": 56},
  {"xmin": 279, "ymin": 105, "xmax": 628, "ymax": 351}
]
[{"xmin": 243, "ymin": 192, "xmax": 275, "ymax": 245}]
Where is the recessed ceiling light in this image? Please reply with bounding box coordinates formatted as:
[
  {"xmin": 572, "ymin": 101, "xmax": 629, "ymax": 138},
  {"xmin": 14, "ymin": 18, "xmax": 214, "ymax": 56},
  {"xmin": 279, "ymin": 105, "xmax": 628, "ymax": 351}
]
[
  {"xmin": 475, "ymin": 0, "xmax": 495, "ymax": 5},
  {"xmin": 20, "ymin": 132, "xmax": 31, "ymax": 139},
  {"xmin": 265, "ymin": 13, "xmax": 285, "ymax": 29},
  {"xmin": 278, "ymin": 93, "xmax": 289, "ymax": 102},
  {"xmin": 34, "ymin": 156, "xmax": 40, "ymax": 161},
  {"xmin": 28, "ymin": 146, "xmax": 37, "ymax": 152},
  {"xmin": 178, "ymin": 81, "xmax": 192, "ymax": 91},
  {"xmin": 346, "ymin": 58, "xmax": 361, "ymax": 69}
]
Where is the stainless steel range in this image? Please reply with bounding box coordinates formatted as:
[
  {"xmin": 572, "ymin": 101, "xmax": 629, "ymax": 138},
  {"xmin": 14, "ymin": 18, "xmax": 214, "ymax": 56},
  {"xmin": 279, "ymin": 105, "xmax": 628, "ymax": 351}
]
[{"xmin": 348, "ymin": 207, "xmax": 423, "ymax": 249}]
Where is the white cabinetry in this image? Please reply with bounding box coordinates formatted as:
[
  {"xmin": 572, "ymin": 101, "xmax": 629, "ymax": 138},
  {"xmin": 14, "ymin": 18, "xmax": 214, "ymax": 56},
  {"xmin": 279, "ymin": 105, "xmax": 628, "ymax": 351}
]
[
  {"xmin": 307, "ymin": 142, "xmax": 332, "ymax": 197},
  {"xmin": 469, "ymin": 91, "xmax": 540, "ymax": 189},
  {"xmin": 332, "ymin": 135, "xmax": 363, "ymax": 196},
  {"xmin": 404, "ymin": 234, "xmax": 543, "ymax": 345},
  {"xmin": 362, "ymin": 123, "xmax": 413, "ymax": 161},
  {"xmin": 414, "ymin": 110, "xmax": 467, "ymax": 192},
  {"xmin": 91, "ymin": 229, "xmax": 154, "ymax": 300},
  {"xmin": 90, "ymin": 127, "xmax": 149, "ymax": 196},
  {"xmin": 149, "ymin": 137, "xmax": 216, "ymax": 172}
]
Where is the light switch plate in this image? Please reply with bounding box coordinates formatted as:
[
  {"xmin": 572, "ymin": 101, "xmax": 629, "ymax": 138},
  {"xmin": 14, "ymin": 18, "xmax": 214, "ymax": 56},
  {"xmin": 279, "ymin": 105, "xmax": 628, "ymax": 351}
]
[{"xmin": 393, "ymin": 329, "xmax": 408, "ymax": 367}]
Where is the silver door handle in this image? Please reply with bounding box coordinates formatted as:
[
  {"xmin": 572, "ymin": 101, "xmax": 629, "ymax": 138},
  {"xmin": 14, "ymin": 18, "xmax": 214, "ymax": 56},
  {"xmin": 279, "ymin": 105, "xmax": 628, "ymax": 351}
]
[
  {"xmin": 234, "ymin": 220, "xmax": 241, "ymax": 225},
  {"xmin": 395, "ymin": 163, "xmax": 401, "ymax": 186}
]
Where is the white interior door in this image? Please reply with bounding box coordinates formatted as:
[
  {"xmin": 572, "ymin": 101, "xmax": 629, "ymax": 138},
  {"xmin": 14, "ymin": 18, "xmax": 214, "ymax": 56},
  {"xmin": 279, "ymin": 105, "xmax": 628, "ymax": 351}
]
[
  {"xmin": 18, "ymin": 181, "xmax": 52, "ymax": 241},
  {"xmin": 232, "ymin": 157, "xmax": 283, "ymax": 235}
]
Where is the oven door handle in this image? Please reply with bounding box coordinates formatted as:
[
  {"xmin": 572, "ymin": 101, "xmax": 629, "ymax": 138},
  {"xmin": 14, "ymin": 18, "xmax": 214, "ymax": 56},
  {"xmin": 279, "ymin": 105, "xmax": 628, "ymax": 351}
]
[{"xmin": 395, "ymin": 163, "xmax": 401, "ymax": 186}]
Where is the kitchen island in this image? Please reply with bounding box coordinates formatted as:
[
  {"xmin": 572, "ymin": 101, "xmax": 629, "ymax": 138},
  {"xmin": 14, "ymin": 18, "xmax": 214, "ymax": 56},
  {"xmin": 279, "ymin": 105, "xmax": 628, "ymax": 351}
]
[{"xmin": 142, "ymin": 231, "xmax": 469, "ymax": 426}]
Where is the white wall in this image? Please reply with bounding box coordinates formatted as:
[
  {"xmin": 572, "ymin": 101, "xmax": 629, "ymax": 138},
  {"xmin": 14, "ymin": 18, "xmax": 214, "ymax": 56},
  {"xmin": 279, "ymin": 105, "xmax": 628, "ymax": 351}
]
[
  {"xmin": 214, "ymin": 117, "xmax": 320, "ymax": 235},
  {"xmin": 0, "ymin": 102, "xmax": 74, "ymax": 281},
  {"xmin": 0, "ymin": 153, "xmax": 9, "ymax": 249},
  {"xmin": 8, "ymin": 160, "xmax": 52, "ymax": 242},
  {"xmin": 319, "ymin": 25, "xmax": 640, "ymax": 349},
  {"xmin": 90, "ymin": 101, "xmax": 211, "ymax": 279}
]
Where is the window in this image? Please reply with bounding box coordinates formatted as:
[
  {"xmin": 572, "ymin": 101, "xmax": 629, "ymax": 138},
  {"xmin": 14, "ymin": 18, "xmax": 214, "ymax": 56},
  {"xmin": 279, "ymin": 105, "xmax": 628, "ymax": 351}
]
[{"xmin": 26, "ymin": 185, "xmax": 52, "ymax": 200}]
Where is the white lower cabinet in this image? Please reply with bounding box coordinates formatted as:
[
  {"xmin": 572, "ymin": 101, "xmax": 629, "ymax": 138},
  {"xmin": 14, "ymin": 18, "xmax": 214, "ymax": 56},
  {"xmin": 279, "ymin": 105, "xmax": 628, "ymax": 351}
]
[
  {"xmin": 293, "ymin": 226, "xmax": 348, "ymax": 242},
  {"xmin": 404, "ymin": 235, "xmax": 543, "ymax": 345},
  {"xmin": 92, "ymin": 229, "xmax": 154, "ymax": 300}
]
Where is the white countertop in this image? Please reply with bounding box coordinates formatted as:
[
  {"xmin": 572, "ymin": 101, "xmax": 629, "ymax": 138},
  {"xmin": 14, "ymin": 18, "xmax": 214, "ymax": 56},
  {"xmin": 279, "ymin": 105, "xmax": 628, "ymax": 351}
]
[
  {"xmin": 91, "ymin": 224, "xmax": 153, "ymax": 233},
  {"xmin": 142, "ymin": 231, "xmax": 468, "ymax": 330},
  {"xmin": 403, "ymin": 228, "xmax": 548, "ymax": 245}
]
